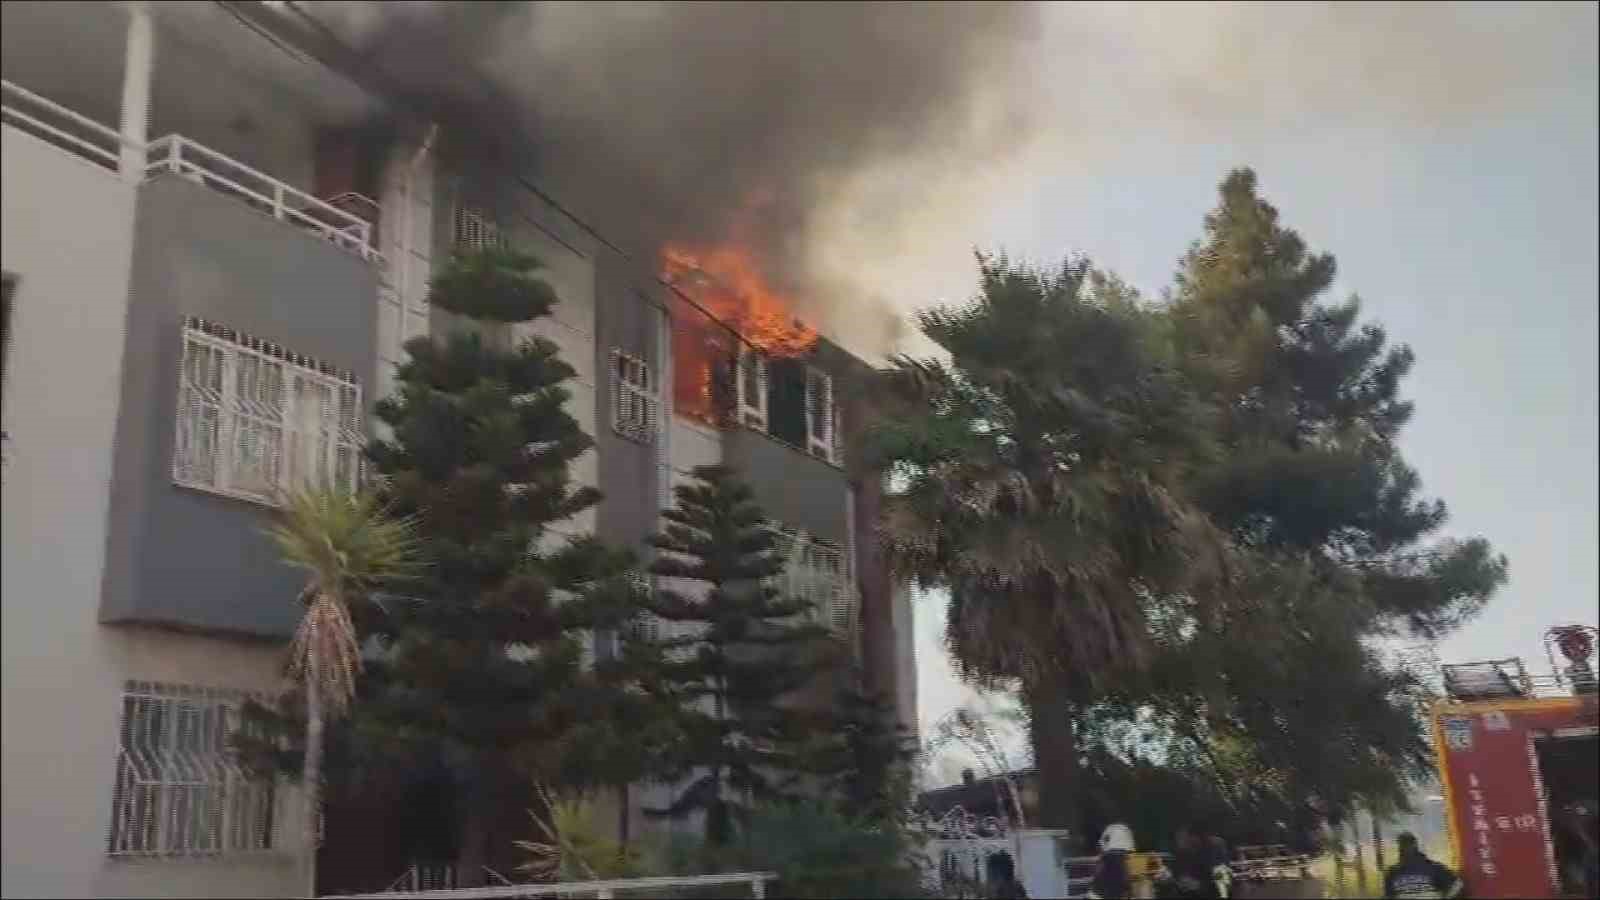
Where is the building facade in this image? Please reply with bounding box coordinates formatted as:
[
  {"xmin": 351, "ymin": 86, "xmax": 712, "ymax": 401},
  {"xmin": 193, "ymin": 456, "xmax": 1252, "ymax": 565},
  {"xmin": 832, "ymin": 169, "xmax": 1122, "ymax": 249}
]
[{"xmin": 0, "ymin": 3, "xmax": 915, "ymax": 896}]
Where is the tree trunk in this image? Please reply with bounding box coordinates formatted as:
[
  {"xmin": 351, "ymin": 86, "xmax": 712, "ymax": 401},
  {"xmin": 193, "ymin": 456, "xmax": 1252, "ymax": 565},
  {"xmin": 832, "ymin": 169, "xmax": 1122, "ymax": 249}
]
[
  {"xmin": 1370, "ymin": 813, "xmax": 1386, "ymax": 877},
  {"xmin": 1024, "ymin": 669, "xmax": 1077, "ymax": 831},
  {"xmin": 616, "ymin": 782, "xmax": 631, "ymax": 848},
  {"xmin": 1351, "ymin": 818, "xmax": 1369, "ymax": 896},
  {"xmin": 304, "ymin": 673, "xmax": 324, "ymax": 899},
  {"xmin": 1330, "ymin": 819, "xmax": 1347, "ymax": 897},
  {"xmin": 456, "ymin": 774, "xmax": 491, "ymax": 888}
]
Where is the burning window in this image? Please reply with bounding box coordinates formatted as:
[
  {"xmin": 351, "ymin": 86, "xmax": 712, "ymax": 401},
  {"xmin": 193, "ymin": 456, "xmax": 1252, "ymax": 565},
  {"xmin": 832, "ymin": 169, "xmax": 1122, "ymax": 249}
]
[{"xmin": 660, "ymin": 244, "xmax": 840, "ymax": 462}]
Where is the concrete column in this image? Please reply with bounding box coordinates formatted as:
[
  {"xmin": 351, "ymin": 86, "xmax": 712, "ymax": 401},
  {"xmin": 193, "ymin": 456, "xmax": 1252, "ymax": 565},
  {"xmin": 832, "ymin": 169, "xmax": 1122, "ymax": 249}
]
[{"xmin": 118, "ymin": 1, "xmax": 153, "ymax": 181}]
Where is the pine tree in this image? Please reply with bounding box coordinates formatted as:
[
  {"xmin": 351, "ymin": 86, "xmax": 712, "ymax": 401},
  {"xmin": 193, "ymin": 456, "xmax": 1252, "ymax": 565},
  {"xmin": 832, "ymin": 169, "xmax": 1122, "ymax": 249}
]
[
  {"xmin": 355, "ymin": 246, "xmax": 645, "ymax": 880},
  {"xmin": 1156, "ymin": 168, "xmax": 1508, "ymax": 821},
  {"xmin": 639, "ymin": 464, "xmax": 837, "ymax": 845},
  {"xmin": 800, "ymin": 681, "xmax": 917, "ymax": 825}
]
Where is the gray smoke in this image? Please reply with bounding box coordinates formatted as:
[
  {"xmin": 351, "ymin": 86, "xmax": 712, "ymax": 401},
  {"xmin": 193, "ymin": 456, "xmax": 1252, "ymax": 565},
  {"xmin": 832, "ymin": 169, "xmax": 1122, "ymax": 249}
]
[
  {"xmin": 300, "ymin": 0, "xmax": 1040, "ymax": 357},
  {"xmin": 293, "ymin": 1, "xmax": 1594, "ymax": 359}
]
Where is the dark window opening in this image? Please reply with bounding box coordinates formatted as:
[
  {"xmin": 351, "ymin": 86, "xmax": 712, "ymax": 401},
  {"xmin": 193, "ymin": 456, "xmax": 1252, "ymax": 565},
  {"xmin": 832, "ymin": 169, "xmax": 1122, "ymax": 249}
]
[
  {"xmin": 1536, "ymin": 730, "xmax": 1599, "ymax": 898},
  {"xmin": 2, "ymin": 272, "xmax": 14, "ymax": 429},
  {"xmin": 767, "ymin": 358, "xmax": 808, "ymax": 448}
]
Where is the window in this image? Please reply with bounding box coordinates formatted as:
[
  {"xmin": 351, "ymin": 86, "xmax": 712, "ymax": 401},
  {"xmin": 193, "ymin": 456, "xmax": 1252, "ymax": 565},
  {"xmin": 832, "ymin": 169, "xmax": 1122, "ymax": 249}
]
[
  {"xmin": 736, "ymin": 346, "xmax": 768, "ymax": 430},
  {"xmin": 624, "ymin": 571, "xmax": 664, "ymax": 645},
  {"xmin": 108, "ymin": 681, "xmax": 276, "ymax": 856},
  {"xmin": 611, "ymin": 349, "xmax": 659, "ymax": 444},
  {"xmin": 173, "ymin": 317, "xmax": 362, "ymax": 504},
  {"xmin": 453, "ymin": 204, "xmax": 503, "ymax": 252},
  {"xmin": 804, "ymin": 367, "xmax": 837, "ymax": 463},
  {"xmin": 771, "ymin": 528, "xmax": 856, "ymax": 638}
]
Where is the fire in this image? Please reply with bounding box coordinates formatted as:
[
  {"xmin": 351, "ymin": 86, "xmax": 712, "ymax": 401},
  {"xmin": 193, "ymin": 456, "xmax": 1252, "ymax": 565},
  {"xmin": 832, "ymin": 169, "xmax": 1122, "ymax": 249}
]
[
  {"xmin": 661, "ymin": 244, "xmax": 818, "ymax": 355},
  {"xmin": 661, "ymin": 243, "xmax": 818, "ymax": 424}
]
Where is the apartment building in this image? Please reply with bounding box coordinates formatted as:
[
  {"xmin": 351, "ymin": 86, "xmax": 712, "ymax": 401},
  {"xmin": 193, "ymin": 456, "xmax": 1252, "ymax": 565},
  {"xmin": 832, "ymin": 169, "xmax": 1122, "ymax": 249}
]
[{"xmin": 0, "ymin": 3, "xmax": 916, "ymax": 897}]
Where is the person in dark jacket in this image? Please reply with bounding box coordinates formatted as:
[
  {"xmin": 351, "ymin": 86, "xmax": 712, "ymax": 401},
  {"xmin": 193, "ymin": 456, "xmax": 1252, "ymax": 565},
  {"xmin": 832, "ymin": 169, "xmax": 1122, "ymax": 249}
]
[
  {"xmin": 1088, "ymin": 823, "xmax": 1136, "ymax": 900},
  {"xmin": 985, "ymin": 850, "xmax": 1029, "ymax": 899},
  {"xmin": 1172, "ymin": 826, "xmax": 1221, "ymax": 898},
  {"xmin": 1383, "ymin": 832, "xmax": 1464, "ymax": 899}
]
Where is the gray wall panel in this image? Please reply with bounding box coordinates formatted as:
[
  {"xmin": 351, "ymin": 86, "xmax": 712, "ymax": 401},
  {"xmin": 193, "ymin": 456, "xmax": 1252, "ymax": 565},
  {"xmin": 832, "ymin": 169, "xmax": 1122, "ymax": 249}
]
[
  {"xmin": 723, "ymin": 428, "xmax": 848, "ymax": 545},
  {"xmin": 100, "ymin": 175, "xmax": 378, "ymax": 637},
  {"xmin": 592, "ymin": 250, "xmax": 662, "ymax": 557}
]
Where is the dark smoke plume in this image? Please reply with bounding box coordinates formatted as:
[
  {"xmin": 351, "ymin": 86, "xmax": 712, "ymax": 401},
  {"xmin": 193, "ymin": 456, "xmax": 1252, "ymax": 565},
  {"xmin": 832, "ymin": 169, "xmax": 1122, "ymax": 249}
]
[{"xmin": 303, "ymin": 0, "xmax": 1040, "ymax": 357}]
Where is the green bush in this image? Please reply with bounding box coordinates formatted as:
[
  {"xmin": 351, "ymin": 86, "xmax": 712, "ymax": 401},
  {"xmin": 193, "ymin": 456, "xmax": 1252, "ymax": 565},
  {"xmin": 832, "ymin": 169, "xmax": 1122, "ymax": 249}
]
[{"xmin": 724, "ymin": 802, "xmax": 932, "ymax": 899}]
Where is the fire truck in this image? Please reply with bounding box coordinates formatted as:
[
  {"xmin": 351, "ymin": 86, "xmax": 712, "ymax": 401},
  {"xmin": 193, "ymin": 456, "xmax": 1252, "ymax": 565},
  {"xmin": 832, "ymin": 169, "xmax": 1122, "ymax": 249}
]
[{"xmin": 1431, "ymin": 625, "xmax": 1598, "ymax": 899}]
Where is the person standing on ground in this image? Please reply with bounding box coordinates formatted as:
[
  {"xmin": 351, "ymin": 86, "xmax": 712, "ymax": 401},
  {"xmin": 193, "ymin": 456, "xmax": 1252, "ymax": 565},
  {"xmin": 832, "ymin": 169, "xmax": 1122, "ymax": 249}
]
[
  {"xmin": 1382, "ymin": 832, "xmax": 1464, "ymax": 899},
  {"xmin": 985, "ymin": 850, "xmax": 1029, "ymax": 899},
  {"xmin": 1088, "ymin": 823, "xmax": 1136, "ymax": 899},
  {"xmin": 1206, "ymin": 835, "xmax": 1233, "ymax": 899}
]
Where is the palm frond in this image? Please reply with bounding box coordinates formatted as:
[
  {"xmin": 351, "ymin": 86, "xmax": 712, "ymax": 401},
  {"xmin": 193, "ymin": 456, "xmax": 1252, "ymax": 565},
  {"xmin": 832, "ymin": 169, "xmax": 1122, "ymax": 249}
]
[{"xmin": 268, "ymin": 487, "xmax": 422, "ymax": 712}]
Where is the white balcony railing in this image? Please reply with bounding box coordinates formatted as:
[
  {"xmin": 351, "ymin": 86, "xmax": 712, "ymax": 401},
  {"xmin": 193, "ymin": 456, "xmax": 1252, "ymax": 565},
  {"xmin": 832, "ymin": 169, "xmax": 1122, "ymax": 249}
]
[
  {"xmin": 0, "ymin": 79, "xmax": 131, "ymax": 171},
  {"xmin": 1, "ymin": 78, "xmax": 382, "ymax": 263},
  {"xmin": 146, "ymin": 135, "xmax": 378, "ymax": 261},
  {"xmin": 327, "ymin": 871, "xmax": 779, "ymax": 899}
]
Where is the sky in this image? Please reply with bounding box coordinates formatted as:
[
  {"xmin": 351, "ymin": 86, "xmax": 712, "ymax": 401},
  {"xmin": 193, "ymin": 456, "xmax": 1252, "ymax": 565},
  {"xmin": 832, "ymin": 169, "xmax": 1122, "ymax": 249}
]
[{"xmin": 903, "ymin": 1, "xmax": 1599, "ymax": 785}]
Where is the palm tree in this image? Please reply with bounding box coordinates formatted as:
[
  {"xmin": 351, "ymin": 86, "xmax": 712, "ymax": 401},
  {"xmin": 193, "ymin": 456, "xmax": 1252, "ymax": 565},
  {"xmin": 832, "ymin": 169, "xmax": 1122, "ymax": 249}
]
[
  {"xmin": 863, "ymin": 258, "xmax": 1226, "ymax": 829},
  {"xmin": 267, "ymin": 488, "xmax": 420, "ymax": 898}
]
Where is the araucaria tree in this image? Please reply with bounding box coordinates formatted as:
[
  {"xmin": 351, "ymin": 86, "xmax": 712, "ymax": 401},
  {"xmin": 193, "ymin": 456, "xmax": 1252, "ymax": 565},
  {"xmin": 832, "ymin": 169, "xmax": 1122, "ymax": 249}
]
[
  {"xmin": 359, "ymin": 246, "xmax": 643, "ymax": 879},
  {"xmin": 638, "ymin": 464, "xmax": 837, "ymax": 845},
  {"xmin": 1148, "ymin": 168, "xmax": 1507, "ymax": 825}
]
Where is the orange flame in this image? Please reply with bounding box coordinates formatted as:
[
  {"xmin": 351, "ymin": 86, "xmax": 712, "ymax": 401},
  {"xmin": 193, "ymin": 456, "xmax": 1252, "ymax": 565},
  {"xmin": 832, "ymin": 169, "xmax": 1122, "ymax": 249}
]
[
  {"xmin": 661, "ymin": 244, "xmax": 818, "ymax": 356},
  {"xmin": 661, "ymin": 243, "xmax": 819, "ymax": 425}
]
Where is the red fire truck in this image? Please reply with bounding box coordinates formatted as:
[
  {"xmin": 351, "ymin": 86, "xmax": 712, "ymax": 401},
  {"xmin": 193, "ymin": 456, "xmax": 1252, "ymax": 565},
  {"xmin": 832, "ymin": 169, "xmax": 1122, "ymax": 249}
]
[{"xmin": 1431, "ymin": 625, "xmax": 1598, "ymax": 899}]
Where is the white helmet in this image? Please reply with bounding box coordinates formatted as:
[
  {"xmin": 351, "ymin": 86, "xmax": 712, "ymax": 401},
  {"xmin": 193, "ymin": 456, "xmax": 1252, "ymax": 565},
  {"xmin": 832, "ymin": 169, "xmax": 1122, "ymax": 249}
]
[{"xmin": 1100, "ymin": 823, "xmax": 1136, "ymax": 854}]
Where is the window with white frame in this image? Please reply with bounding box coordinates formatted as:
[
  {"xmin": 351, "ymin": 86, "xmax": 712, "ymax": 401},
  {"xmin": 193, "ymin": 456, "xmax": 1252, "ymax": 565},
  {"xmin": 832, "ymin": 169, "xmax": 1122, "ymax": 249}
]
[
  {"xmin": 771, "ymin": 527, "xmax": 856, "ymax": 638},
  {"xmin": 804, "ymin": 367, "xmax": 837, "ymax": 463},
  {"xmin": 736, "ymin": 346, "xmax": 768, "ymax": 430},
  {"xmin": 173, "ymin": 317, "xmax": 363, "ymax": 504},
  {"xmin": 107, "ymin": 681, "xmax": 276, "ymax": 856},
  {"xmin": 611, "ymin": 349, "xmax": 659, "ymax": 444},
  {"xmin": 624, "ymin": 570, "xmax": 664, "ymax": 645},
  {"xmin": 453, "ymin": 204, "xmax": 503, "ymax": 253}
]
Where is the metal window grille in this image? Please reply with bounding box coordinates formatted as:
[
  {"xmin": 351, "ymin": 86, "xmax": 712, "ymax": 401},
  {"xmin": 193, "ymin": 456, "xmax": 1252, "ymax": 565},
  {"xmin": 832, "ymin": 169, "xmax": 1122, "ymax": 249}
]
[
  {"xmin": 736, "ymin": 347, "xmax": 768, "ymax": 430},
  {"xmin": 611, "ymin": 350, "xmax": 659, "ymax": 444},
  {"xmin": 804, "ymin": 368, "xmax": 835, "ymax": 463},
  {"xmin": 771, "ymin": 528, "xmax": 856, "ymax": 638},
  {"xmin": 107, "ymin": 681, "xmax": 277, "ymax": 857},
  {"xmin": 173, "ymin": 317, "xmax": 362, "ymax": 505},
  {"xmin": 453, "ymin": 204, "xmax": 503, "ymax": 252},
  {"xmin": 624, "ymin": 571, "xmax": 664, "ymax": 645}
]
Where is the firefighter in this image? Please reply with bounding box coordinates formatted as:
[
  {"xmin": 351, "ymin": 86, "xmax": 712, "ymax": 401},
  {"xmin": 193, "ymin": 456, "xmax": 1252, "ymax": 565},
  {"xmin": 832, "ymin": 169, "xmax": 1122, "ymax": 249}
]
[
  {"xmin": 1087, "ymin": 823, "xmax": 1136, "ymax": 899},
  {"xmin": 1382, "ymin": 832, "xmax": 1465, "ymax": 899}
]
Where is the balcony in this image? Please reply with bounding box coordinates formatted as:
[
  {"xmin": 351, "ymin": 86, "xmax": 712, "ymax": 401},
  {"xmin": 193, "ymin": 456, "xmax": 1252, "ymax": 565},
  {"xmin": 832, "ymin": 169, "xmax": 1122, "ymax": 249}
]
[{"xmin": 2, "ymin": 79, "xmax": 383, "ymax": 263}]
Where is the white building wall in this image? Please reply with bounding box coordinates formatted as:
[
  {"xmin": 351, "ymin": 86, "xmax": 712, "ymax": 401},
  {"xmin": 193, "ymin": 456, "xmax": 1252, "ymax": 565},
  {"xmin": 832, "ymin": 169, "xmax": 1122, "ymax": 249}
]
[
  {"xmin": 1, "ymin": 125, "xmax": 305, "ymax": 898},
  {"xmin": 505, "ymin": 205, "xmax": 600, "ymax": 543},
  {"xmin": 375, "ymin": 138, "xmax": 436, "ymax": 421}
]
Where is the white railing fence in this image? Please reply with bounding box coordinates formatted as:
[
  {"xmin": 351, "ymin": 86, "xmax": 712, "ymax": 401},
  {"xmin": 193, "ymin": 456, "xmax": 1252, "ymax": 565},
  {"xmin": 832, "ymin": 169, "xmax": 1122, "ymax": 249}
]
[
  {"xmin": 926, "ymin": 836, "xmax": 1015, "ymax": 897},
  {"xmin": 326, "ymin": 871, "xmax": 778, "ymax": 900},
  {"xmin": 2, "ymin": 78, "xmax": 382, "ymax": 263},
  {"xmin": 0, "ymin": 79, "xmax": 130, "ymax": 172},
  {"xmin": 145, "ymin": 134, "xmax": 376, "ymax": 260}
]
